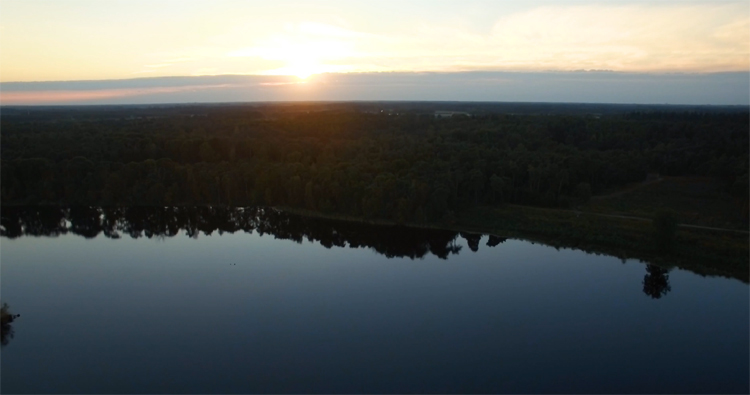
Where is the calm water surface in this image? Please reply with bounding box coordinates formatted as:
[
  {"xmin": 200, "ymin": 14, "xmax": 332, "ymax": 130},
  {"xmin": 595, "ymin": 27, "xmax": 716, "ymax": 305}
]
[{"xmin": 1, "ymin": 207, "xmax": 748, "ymax": 394}]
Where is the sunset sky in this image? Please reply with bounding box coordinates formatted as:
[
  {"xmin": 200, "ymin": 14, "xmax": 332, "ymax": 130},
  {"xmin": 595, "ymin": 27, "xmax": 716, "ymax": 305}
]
[{"xmin": 1, "ymin": 0, "xmax": 748, "ymax": 104}]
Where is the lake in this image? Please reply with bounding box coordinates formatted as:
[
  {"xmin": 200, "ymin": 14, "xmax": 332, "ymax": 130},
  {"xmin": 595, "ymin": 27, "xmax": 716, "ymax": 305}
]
[{"xmin": 1, "ymin": 207, "xmax": 748, "ymax": 394}]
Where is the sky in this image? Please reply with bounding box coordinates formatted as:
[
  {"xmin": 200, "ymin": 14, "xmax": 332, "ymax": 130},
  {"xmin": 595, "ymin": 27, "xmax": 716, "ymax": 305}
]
[{"xmin": 0, "ymin": 0, "xmax": 748, "ymax": 105}]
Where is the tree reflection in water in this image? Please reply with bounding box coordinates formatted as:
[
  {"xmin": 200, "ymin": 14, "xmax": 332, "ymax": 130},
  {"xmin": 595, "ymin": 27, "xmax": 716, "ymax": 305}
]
[
  {"xmin": 0, "ymin": 206, "xmax": 473, "ymax": 260},
  {"xmin": 642, "ymin": 264, "xmax": 672, "ymax": 299},
  {"xmin": 461, "ymin": 232, "xmax": 482, "ymax": 252},
  {"xmin": 1, "ymin": 206, "xmax": 677, "ymax": 296},
  {"xmin": 1, "ymin": 303, "xmax": 20, "ymax": 347}
]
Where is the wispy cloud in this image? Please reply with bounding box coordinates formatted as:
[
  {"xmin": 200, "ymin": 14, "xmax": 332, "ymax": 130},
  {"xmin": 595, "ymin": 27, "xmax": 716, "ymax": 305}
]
[
  {"xmin": 481, "ymin": 4, "xmax": 750, "ymax": 72},
  {"xmin": 222, "ymin": 4, "xmax": 749, "ymax": 75},
  {"xmin": 259, "ymin": 81, "xmax": 307, "ymax": 86},
  {"xmin": 0, "ymin": 75, "xmax": 310, "ymax": 104},
  {"xmin": 162, "ymin": 57, "xmax": 195, "ymax": 63},
  {"xmin": 0, "ymin": 84, "xmax": 235, "ymax": 104},
  {"xmin": 144, "ymin": 64, "xmax": 175, "ymax": 69}
]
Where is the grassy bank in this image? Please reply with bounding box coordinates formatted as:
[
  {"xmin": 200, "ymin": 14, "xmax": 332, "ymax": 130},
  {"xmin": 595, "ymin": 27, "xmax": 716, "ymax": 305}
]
[
  {"xmin": 589, "ymin": 176, "xmax": 748, "ymax": 230},
  {"xmin": 458, "ymin": 205, "xmax": 747, "ymax": 282},
  {"xmin": 280, "ymin": 204, "xmax": 748, "ymax": 283}
]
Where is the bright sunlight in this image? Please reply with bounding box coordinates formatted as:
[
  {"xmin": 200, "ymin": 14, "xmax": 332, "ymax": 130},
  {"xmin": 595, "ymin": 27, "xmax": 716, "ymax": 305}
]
[{"xmin": 228, "ymin": 26, "xmax": 356, "ymax": 79}]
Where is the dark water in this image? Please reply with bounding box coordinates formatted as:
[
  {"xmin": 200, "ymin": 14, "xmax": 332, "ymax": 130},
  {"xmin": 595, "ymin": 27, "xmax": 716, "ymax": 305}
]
[{"xmin": 1, "ymin": 207, "xmax": 748, "ymax": 394}]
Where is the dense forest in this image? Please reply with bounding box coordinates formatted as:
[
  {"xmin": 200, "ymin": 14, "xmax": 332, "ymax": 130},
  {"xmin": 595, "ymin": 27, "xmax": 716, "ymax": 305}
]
[{"xmin": 2, "ymin": 104, "xmax": 748, "ymax": 224}]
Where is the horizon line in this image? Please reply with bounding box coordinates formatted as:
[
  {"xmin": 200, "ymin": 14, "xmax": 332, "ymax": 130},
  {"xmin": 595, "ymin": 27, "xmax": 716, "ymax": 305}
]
[
  {"xmin": 3, "ymin": 100, "xmax": 748, "ymax": 108},
  {"xmin": 3, "ymin": 69, "xmax": 749, "ymax": 85}
]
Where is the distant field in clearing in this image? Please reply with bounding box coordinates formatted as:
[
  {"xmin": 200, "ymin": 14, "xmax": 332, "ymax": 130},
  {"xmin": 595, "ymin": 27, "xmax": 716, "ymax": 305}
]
[{"xmin": 588, "ymin": 177, "xmax": 748, "ymax": 231}]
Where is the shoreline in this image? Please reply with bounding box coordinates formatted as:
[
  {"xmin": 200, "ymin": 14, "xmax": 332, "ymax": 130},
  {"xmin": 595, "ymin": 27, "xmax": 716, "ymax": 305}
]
[
  {"xmin": 2, "ymin": 203, "xmax": 747, "ymax": 283},
  {"xmin": 277, "ymin": 205, "xmax": 749, "ymax": 283}
]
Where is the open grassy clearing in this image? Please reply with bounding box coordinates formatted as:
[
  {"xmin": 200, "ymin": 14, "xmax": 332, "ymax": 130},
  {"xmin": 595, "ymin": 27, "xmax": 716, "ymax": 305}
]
[{"xmin": 587, "ymin": 177, "xmax": 748, "ymax": 231}]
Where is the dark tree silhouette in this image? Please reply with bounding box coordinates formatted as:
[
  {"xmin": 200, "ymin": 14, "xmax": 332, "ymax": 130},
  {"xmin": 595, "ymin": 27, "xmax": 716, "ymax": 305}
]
[
  {"xmin": 642, "ymin": 264, "xmax": 672, "ymax": 299},
  {"xmin": 461, "ymin": 232, "xmax": 482, "ymax": 252},
  {"xmin": 486, "ymin": 235, "xmax": 507, "ymax": 247},
  {"xmin": 0, "ymin": 206, "xmax": 465, "ymax": 261},
  {"xmin": 1, "ymin": 303, "xmax": 20, "ymax": 347}
]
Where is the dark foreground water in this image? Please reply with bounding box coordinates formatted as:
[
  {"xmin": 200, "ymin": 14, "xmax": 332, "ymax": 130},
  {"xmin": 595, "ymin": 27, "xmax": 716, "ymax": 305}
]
[{"xmin": 1, "ymin": 207, "xmax": 748, "ymax": 394}]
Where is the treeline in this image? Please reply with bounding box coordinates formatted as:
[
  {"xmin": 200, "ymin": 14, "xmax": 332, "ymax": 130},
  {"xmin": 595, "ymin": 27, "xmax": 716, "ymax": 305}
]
[{"xmin": 2, "ymin": 107, "xmax": 747, "ymax": 223}]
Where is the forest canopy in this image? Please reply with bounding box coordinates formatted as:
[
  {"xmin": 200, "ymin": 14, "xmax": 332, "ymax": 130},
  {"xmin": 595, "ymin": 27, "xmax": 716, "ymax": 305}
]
[{"xmin": 2, "ymin": 103, "xmax": 747, "ymax": 224}]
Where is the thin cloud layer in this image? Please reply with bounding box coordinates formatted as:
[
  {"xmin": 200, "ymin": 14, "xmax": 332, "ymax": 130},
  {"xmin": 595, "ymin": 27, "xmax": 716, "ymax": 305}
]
[
  {"xmin": 1, "ymin": 72, "xmax": 747, "ymax": 106},
  {"xmin": 205, "ymin": 4, "xmax": 750, "ymax": 75},
  {"xmin": 485, "ymin": 4, "xmax": 750, "ymax": 72},
  {"xmin": 325, "ymin": 4, "xmax": 748, "ymax": 73}
]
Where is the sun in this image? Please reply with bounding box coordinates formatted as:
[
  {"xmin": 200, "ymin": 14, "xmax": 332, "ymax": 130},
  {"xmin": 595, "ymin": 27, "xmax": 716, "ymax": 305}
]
[
  {"xmin": 262, "ymin": 63, "xmax": 318, "ymax": 80},
  {"xmin": 295, "ymin": 70, "xmax": 313, "ymax": 80},
  {"xmin": 232, "ymin": 36, "xmax": 353, "ymax": 80},
  {"xmin": 283, "ymin": 61, "xmax": 321, "ymax": 80},
  {"xmin": 266, "ymin": 60, "xmax": 348, "ymax": 80}
]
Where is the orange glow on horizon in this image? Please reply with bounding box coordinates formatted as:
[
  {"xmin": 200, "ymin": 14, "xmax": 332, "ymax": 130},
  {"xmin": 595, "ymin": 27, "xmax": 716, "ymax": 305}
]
[{"xmin": 0, "ymin": 84, "xmax": 235, "ymax": 104}]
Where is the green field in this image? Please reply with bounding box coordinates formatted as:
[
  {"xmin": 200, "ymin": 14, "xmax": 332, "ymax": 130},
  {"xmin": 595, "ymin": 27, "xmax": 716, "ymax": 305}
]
[{"xmin": 587, "ymin": 177, "xmax": 748, "ymax": 231}]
